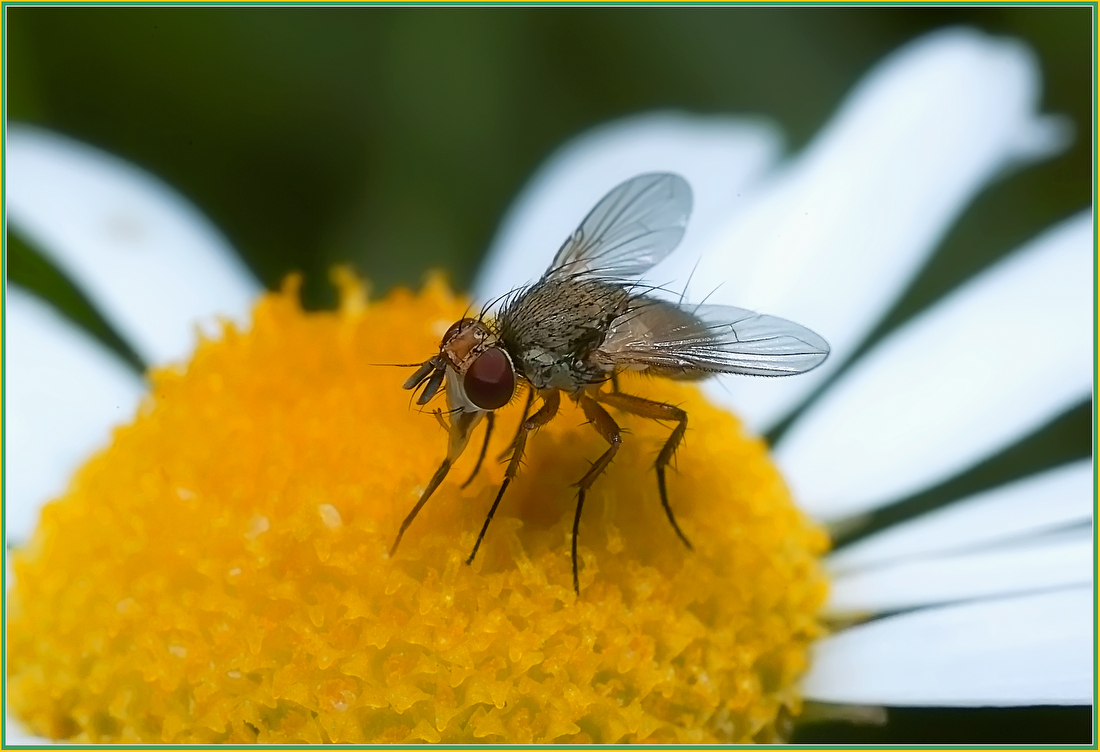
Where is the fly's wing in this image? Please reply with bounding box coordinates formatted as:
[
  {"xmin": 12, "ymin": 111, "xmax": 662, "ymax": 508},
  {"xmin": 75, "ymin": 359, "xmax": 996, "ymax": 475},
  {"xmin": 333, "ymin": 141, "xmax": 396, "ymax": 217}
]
[
  {"xmin": 544, "ymin": 173, "xmax": 692, "ymax": 281},
  {"xmin": 598, "ymin": 299, "xmax": 830, "ymax": 377}
]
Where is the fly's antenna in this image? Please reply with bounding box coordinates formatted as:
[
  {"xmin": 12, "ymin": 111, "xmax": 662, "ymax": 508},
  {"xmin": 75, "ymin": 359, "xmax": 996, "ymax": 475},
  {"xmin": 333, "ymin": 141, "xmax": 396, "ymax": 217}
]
[
  {"xmin": 407, "ymin": 374, "xmax": 445, "ymax": 411},
  {"xmin": 411, "ymin": 365, "xmax": 446, "ymax": 406},
  {"xmin": 409, "ymin": 388, "xmax": 444, "ymax": 411}
]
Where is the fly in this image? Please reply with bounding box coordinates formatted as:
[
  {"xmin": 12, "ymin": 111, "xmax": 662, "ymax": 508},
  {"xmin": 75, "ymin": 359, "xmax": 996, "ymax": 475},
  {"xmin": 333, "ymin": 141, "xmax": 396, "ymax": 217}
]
[{"xmin": 393, "ymin": 173, "xmax": 830, "ymax": 594}]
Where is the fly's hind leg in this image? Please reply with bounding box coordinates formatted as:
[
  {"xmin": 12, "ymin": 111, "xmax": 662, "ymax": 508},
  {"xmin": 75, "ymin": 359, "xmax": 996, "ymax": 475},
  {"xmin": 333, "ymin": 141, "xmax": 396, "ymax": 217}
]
[
  {"xmin": 467, "ymin": 389, "xmax": 560, "ymax": 566},
  {"xmin": 572, "ymin": 393, "xmax": 624, "ymax": 594},
  {"xmin": 594, "ymin": 391, "xmax": 692, "ymax": 551}
]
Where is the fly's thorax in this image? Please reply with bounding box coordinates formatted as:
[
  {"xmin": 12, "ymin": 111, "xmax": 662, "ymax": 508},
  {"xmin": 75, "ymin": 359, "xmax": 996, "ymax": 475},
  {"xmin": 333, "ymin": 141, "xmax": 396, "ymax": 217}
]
[
  {"xmin": 498, "ymin": 278, "xmax": 631, "ymax": 390},
  {"xmin": 513, "ymin": 347, "xmax": 596, "ymax": 392}
]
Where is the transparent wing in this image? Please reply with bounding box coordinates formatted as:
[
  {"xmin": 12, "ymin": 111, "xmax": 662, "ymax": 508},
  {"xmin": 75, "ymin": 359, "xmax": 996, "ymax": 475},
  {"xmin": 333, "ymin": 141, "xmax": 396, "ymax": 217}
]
[
  {"xmin": 599, "ymin": 299, "xmax": 830, "ymax": 377},
  {"xmin": 545, "ymin": 173, "xmax": 692, "ymax": 281}
]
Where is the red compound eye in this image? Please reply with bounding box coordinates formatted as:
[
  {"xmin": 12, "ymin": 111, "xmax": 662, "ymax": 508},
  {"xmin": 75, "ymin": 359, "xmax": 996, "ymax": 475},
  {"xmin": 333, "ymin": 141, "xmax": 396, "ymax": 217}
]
[{"xmin": 463, "ymin": 347, "xmax": 515, "ymax": 410}]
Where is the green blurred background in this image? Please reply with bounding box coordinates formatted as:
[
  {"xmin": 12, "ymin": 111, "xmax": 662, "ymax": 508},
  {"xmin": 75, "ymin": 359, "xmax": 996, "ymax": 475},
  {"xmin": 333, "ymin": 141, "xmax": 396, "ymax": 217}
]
[{"xmin": 5, "ymin": 6, "xmax": 1093, "ymax": 743}]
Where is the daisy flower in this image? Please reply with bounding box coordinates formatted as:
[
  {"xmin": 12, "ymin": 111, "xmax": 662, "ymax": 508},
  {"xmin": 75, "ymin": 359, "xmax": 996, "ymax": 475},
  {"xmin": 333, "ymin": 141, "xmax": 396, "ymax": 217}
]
[{"xmin": 5, "ymin": 28, "xmax": 1092, "ymax": 743}]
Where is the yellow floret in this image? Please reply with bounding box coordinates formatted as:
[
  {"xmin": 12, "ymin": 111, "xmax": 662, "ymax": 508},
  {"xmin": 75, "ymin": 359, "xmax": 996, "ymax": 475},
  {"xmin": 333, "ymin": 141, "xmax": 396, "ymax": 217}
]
[{"xmin": 7, "ymin": 273, "xmax": 829, "ymax": 743}]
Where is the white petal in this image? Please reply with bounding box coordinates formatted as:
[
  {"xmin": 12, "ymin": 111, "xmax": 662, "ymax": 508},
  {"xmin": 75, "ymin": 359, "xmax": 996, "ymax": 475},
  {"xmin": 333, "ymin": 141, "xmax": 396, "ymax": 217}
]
[
  {"xmin": 689, "ymin": 28, "xmax": 1064, "ymax": 431},
  {"xmin": 5, "ymin": 287, "xmax": 146, "ymax": 542},
  {"xmin": 473, "ymin": 112, "xmax": 782, "ymax": 301},
  {"xmin": 6, "ymin": 124, "xmax": 261, "ymax": 366},
  {"xmin": 777, "ymin": 211, "xmax": 1092, "ymax": 522},
  {"xmin": 803, "ymin": 587, "xmax": 1093, "ymax": 706},
  {"xmin": 828, "ymin": 527, "xmax": 1092, "ymax": 615},
  {"xmin": 828, "ymin": 461, "xmax": 1093, "ymax": 572},
  {"xmin": 4, "ymin": 713, "xmax": 48, "ymax": 745}
]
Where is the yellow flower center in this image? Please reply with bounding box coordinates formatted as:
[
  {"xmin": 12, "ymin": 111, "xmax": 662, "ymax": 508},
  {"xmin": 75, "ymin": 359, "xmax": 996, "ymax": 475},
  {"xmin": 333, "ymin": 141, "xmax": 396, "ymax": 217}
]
[{"xmin": 7, "ymin": 272, "xmax": 829, "ymax": 743}]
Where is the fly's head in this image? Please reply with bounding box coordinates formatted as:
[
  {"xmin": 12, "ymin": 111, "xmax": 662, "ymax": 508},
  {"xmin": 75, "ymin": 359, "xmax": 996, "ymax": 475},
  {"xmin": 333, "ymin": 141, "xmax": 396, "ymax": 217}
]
[{"xmin": 403, "ymin": 318, "xmax": 517, "ymax": 413}]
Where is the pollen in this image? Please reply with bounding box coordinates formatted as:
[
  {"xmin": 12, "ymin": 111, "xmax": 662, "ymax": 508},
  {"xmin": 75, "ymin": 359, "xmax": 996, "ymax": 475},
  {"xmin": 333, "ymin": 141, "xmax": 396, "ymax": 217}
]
[{"xmin": 7, "ymin": 272, "xmax": 830, "ymax": 743}]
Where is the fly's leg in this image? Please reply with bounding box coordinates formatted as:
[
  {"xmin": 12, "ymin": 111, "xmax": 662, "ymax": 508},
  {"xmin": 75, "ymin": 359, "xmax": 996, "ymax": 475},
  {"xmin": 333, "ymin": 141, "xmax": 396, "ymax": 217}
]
[
  {"xmin": 464, "ymin": 384, "xmax": 533, "ymax": 486},
  {"xmin": 496, "ymin": 387, "xmax": 535, "ymax": 461},
  {"xmin": 460, "ymin": 412, "xmax": 495, "ymax": 489},
  {"xmin": 595, "ymin": 391, "xmax": 692, "ymax": 551},
  {"xmin": 390, "ymin": 458, "xmax": 452, "ymax": 557},
  {"xmin": 572, "ymin": 393, "xmax": 623, "ymax": 594},
  {"xmin": 391, "ymin": 409, "xmax": 483, "ymax": 557},
  {"xmin": 467, "ymin": 390, "xmax": 560, "ymax": 566}
]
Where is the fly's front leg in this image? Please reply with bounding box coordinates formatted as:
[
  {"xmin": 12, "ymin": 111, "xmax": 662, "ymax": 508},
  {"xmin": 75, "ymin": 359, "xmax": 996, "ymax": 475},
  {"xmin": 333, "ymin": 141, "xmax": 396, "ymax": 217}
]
[
  {"xmin": 572, "ymin": 393, "xmax": 623, "ymax": 594},
  {"xmin": 467, "ymin": 389, "xmax": 560, "ymax": 566},
  {"xmin": 460, "ymin": 412, "xmax": 495, "ymax": 489},
  {"xmin": 595, "ymin": 391, "xmax": 692, "ymax": 551},
  {"xmin": 391, "ymin": 409, "xmax": 483, "ymax": 557}
]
